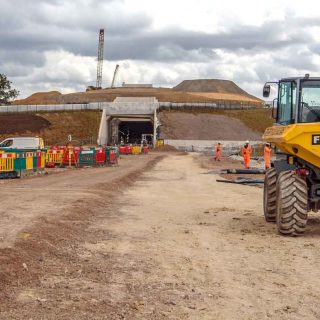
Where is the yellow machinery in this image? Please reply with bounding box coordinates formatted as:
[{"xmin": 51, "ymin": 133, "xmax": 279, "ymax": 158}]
[{"xmin": 262, "ymin": 75, "xmax": 320, "ymax": 236}]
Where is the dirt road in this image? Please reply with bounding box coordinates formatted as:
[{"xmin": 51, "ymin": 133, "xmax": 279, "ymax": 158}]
[
  {"xmin": 0, "ymin": 154, "xmax": 160, "ymax": 249},
  {"xmin": 1, "ymin": 153, "xmax": 320, "ymax": 319}
]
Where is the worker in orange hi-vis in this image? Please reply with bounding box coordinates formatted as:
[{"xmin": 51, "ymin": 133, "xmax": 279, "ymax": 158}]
[
  {"xmin": 241, "ymin": 140, "xmax": 252, "ymax": 169},
  {"xmin": 215, "ymin": 142, "xmax": 221, "ymax": 161},
  {"xmin": 264, "ymin": 143, "xmax": 271, "ymax": 170}
]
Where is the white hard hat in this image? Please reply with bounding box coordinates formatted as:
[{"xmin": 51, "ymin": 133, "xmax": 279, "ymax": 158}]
[{"xmin": 245, "ymin": 140, "xmax": 249, "ymax": 144}]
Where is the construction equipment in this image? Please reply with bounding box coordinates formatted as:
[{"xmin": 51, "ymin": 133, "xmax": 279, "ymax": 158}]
[
  {"xmin": 111, "ymin": 64, "xmax": 119, "ymax": 88},
  {"xmin": 262, "ymin": 74, "xmax": 320, "ymax": 236},
  {"xmin": 141, "ymin": 134, "xmax": 153, "ymax": 146},
  {"xmin": 85, "ymin": 29, "xmax": 105, "ymax": 91},
  {"xmin": 96, "ymin": 28, "xmax": 105, "ymax": 89}
]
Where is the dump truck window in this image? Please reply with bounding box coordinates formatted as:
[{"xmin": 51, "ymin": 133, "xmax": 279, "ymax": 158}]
[
  {"xmin": 278, "ymin": 81, "xmax": 295, "ymax": 124},
  {"xmin": 300, "ymin": 80, "xmax": 320, "ymax": 123}
]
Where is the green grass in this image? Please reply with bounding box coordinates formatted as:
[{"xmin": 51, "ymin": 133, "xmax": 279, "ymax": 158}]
[{"xmin": 40, "ymin": 111, "xmax": 101, "ymax": 145}]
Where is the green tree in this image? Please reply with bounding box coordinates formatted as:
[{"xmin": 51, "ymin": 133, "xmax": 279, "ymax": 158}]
[{"xmin": 0, "ymin": 74, "xmax": 19, "ymax": 105}]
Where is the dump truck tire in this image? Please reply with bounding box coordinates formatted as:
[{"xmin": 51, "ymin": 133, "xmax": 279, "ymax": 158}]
[
  {"xmin": 276, "ymin": 171, "xmax": 308, "ymax": 236},
  {"xmin": 263, "ymin": 168, "xmax": 277, "ymax": 222}
]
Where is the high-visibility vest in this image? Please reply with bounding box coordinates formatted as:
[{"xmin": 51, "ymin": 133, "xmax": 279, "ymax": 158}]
[{"xmin": 241, "ymin": 145, "xmax": 252, "ymax": 157}]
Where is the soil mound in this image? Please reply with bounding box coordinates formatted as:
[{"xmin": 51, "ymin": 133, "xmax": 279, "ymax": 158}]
[
  {"xmin": 15, "ymin": 91, "xmax": 62, "ymax": 105},
  {"xmin": 0, "ymin": 114, "xmax": 51, "ymax": 135},
  {"xmin": 15, "ymin": 80, "xmax": 262, "ymax": 106},
  {"xmin": 174, "ymin": 79, "xmax": 258, "ymax": 99}
]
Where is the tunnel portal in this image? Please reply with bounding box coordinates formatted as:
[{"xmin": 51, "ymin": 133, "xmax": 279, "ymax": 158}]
[{"xmin": 118, "ymin": 120, "xmax": 153, "ymax": 144}]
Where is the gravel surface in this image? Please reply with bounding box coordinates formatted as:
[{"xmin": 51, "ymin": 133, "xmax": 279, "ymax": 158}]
[{"xmin": 1, "ymin": 152, "xmax": 320, "ymax": 319}]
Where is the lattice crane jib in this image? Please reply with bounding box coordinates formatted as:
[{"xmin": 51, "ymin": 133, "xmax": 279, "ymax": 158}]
[
  {"xmin": 96, "ymin": 28, "xmax": 104, "ymax": 88},
  {"xmin": 111, "ymin": 64, "xmax": 120, "ymax": 88}
]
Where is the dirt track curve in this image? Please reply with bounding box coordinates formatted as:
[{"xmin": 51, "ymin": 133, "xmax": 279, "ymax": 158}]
[{"xmin": 1, "ymin": 153, "xmax": 320, "ymax": 319}]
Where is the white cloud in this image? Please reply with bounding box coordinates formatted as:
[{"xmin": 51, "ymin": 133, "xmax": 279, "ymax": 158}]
[{"xmin": 2, "ymin": 0, "xmax": 320, "ymax": 99}]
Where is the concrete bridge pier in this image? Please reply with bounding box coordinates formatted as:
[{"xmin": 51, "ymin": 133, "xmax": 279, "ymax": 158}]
[{"xmin": 97, "ymin": 110, "xmax": 111, "ymax": 145}]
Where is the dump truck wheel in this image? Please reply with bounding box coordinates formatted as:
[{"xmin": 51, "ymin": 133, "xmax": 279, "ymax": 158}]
[
  {"xmin": 263, "ymin": 168, "xmax": 277, "ymax": 222},
  {"xmin": 276, "ymin": 171, "xmax": 308, "ymax": 236}
]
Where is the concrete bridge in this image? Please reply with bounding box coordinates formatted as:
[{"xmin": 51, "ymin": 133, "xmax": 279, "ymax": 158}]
[
  {"xmin": 97, "ymin": 97, "xmax": 159, "ymax": 145},
  {"xmin": 3, "ymin": 97, "xmax": 258, "ymax": 146}
]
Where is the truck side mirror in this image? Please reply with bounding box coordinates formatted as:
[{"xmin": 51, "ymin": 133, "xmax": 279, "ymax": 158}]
[{"xmin": 263, "ymin": 84, "xmax": 271, "ymax": 98}]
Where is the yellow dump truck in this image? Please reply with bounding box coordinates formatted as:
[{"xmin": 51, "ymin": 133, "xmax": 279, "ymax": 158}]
[{"xmin": 262, "ymin": 75, "xmax": 320, "ymax": 236}]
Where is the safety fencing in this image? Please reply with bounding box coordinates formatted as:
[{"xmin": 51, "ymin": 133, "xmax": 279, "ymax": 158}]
[
  {"xmin": 0, "ymin": 146, "xmax": 124, "ymax": 179},
  {"xmin": 119, "ymin": 145, "xmax": 149, "ymax": 155},
  {"xmin": 0, "ymin": 149, "xmax": 47, "ymax": 178},
  {"xmin": 0, "ymin": 144, "xmax": 151, "ymax": 179},
  {"xmin": 0, "ymin": 100, "xmax": 260, "ymax": 114},
  {"xmin": 50, "ymin": 146, "xmax": 120, "ymax": 168}
]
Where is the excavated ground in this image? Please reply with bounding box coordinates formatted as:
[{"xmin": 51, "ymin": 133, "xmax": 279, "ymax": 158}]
[
  {"xmin": 0, "ymin": 114, "xmax": 51, "ymax": 134},
  {"xmin": 1, "ymin": 153, "xmax": 320, "ymax": 319}
]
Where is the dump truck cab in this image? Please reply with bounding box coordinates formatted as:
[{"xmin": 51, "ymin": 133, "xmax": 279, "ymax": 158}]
[
  {"xmin": 264, "ymin": 75, "xmax": 320, "ymax": 124},
  {"xmin": 262, "ymin": 75, "xmax": 320, "ymax": 236}
]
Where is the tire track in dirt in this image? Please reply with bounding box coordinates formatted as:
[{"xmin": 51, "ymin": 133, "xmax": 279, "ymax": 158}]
[
  {"xmin": 0, "ymin": 154, "xmax": 165, "ymax": 319},
  {"xmin": 72, "ymin": 153, "xmax": 320, "ymax": 320}
]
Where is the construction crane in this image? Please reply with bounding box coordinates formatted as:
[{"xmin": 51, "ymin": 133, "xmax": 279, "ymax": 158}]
[
  {"xmin": 111, "ymin": 64, "xmax": 119, "ymax": 88},
  {"xmin": 96, "ymin": 28, "xmax": 105, "ymax": 89}
]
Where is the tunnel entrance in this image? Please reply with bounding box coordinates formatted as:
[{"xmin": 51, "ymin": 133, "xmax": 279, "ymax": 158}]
[{"xmin": 118, "ymin": 120, "xmax": 153, "ymax": 144}]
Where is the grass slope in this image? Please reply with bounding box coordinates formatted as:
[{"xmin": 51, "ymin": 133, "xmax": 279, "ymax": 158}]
[{"xmin": 0, "ymin": 111, "xmax": 101, "ymax": 146}]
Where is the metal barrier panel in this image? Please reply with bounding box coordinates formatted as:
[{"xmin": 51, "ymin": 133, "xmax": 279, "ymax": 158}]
[
  {"xmin": 33, "ymin": 151, "xmax": 40, "ymax": 169},
  {"xmin": 14, "ymin": 153, "xmax": 26, "ymax": 171},
  {"xmin": 62, "ymin": 148, "xmax": 80, "ymax": 166},
  {"xmin": 112, "ymin": 146, "xmax": 120, "ymax": 158},
  {"xmin": 46, "ymin": 150, "xmax": 64, "ymax": 166},
  {"xmin": 156, "ymin": 139, "xmax": 164, "ymax": 148},
  {"xmin": 79, "ymin": 150, "xmax": 95, "ymax": 166},
  {"xmin": 95, "ymin": 148, "xmax": 106, "ymax": 165},
  {"xmin": 119, "ymin": 146, "xmax": 127, "ymax": 155},
  {"xmin": 105, "ymin": 147, "xmax": 118, "ymax": 164},
  {"xmin": 125, "ymin": 146, "xmax": 132, "ymax": 154},
  {"xmin": 0, "ymin": 153, "xmax": 15, "ymax": 172},
  {"xmin": 33, "ymin": 151, "xmax": 46, "ymax": 169},
  {"xmin": 132, "ymin": 146, "xmax": 142, "ymax": 155},
  {"xmin": 40, "ymin": 151, "xmax": 46, "ymax": 168},
  {"xmin": 109, "ymin": 150, "xmax": 118, "ymax": 165},
  {"xmin": 26, "ymin": 152, "xmax": 34, "ymax": 170}
]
